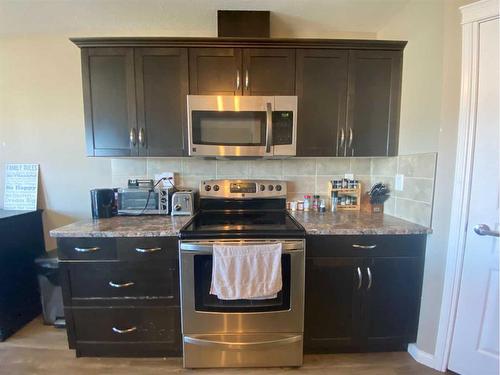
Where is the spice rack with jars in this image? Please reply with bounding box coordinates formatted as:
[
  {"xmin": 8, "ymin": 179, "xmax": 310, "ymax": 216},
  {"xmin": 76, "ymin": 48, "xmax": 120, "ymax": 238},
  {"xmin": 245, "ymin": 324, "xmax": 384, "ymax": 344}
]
[{"xmin": 329, "ymin": 179, "xmax": 362, "ymax": 211}]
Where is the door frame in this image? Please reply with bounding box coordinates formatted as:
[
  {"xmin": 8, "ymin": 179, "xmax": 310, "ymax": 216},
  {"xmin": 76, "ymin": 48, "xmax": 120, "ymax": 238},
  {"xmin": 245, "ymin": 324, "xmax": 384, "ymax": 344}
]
[{"xmin": 424, "ymin": 0, "xmax": 499, "ymax": 372}]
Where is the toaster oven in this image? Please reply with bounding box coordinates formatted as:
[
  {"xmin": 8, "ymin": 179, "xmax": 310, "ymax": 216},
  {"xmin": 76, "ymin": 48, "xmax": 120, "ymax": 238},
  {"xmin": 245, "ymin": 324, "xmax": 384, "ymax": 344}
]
[{"xmin": 116, "ymin": 179, "xmax": 173, "ymax": 215}]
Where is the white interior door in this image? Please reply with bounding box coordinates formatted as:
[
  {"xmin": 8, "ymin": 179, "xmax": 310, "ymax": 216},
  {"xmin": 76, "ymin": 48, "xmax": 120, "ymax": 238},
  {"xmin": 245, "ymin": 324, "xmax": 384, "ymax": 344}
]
[{"xmin": 448, "ymin": 16, "xmax": 499, "ymax": 375}]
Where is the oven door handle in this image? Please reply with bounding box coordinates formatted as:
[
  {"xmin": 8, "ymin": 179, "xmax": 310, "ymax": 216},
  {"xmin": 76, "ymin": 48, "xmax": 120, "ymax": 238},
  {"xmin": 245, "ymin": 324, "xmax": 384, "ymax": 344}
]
[
  {"xmin": 180, "ymin": 241, "xmax": 304, "ymax": 254},
  {"xmin": 184, "ymin": 334, "xmax": 302, "ymax": 350}
]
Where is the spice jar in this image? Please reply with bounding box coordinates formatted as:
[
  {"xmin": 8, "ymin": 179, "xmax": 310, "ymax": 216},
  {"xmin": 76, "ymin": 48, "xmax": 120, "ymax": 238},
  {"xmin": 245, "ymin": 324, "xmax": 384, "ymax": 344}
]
[
  {"xmin": 297, "ymin": 200, "xmax": 304, "ymax": 211},
  {"xmin": 312, "ymin": 195, "xmax": 320, "ymax": 211}
]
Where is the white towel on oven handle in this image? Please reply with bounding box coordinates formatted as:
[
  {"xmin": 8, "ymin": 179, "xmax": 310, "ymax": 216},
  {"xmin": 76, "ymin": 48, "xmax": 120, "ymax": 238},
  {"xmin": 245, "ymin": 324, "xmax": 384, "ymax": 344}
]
[{"xmin": 209, "ymin": 243, "xmax": 283, "ymax": 300}]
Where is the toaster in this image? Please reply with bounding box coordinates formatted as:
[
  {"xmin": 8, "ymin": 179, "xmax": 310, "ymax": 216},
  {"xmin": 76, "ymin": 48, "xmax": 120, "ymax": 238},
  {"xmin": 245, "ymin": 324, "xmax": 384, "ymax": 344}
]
[{"xmin": 171, "ymin": 190, "xmax": 198, "ymax": 216}]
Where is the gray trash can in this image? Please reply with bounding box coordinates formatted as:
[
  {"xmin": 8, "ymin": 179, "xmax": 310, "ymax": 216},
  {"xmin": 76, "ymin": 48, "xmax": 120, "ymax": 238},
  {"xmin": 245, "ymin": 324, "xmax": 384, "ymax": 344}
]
[{"xmin": 35, "ymin": 249, "xmax": 65, "ymax": 327}]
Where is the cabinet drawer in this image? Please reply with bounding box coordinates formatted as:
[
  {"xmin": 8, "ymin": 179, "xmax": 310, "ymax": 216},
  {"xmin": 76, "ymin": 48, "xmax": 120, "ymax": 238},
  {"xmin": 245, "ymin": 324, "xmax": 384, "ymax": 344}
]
[
  {"xmin": 57, "ymin": 238, "xmax": 117, "ymax": 260},
  {"xmin": 306, "ymin": 234, "xmax": 426, "ymax": 257},
  {"xmin": 72, "ymin": 306, "xmax": 180, "ymax": 343},
  {"xmin": 117, "ymin": 237, "xmax": 178, "ymax": 261},
  {"xmin": 64, "ymin": 261, "xmax": 178, "ymax": 303}
]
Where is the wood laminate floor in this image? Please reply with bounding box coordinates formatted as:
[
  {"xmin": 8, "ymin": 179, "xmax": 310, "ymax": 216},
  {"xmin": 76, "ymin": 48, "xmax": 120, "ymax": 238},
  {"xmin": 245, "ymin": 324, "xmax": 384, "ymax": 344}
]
[{"xmin": 0, "ymin": 317, "xmax": 447, "ymax": 375}]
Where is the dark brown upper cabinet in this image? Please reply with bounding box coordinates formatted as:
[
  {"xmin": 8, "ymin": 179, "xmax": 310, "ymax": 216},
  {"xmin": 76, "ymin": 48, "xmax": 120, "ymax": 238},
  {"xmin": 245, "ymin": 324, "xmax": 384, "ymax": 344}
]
[
  {"xmin": 189, "ymin": 48, "xmax": 295, "ymax": 96},
  {"xmin": 189, "ymin": 48, "xmax": 242, "ymax": 95},
  {"xmin": 81, "ymin": 47, "xmax": 188, "ymax": 157},
  {"xmin": 344, "ymin": 50, "xmax": 403, "ymax": 157},
  {"xmin": 82, "ymin": 48, "xmax": 137, "ymax": 156},
  {"xmin": 242, "ymin": 48, "xmax": 295, "ymax": 96},
  {"xmin": 73, "ymin": 38, "xmax": 406, "ymax": 158},
  {"xmin": 135, "ymin": 48, "xmax": 189, "ymax": 156},
  {"xmin": 296, "ymin": 49, "xmax": 349, "ymax": 156}
]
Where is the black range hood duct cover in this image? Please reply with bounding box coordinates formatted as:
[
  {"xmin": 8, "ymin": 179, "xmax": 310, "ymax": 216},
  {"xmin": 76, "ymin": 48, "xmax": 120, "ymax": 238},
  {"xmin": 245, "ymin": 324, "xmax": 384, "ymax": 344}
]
[{"xmin": 217, "ymin": 10, "xmax": 270, "ymax": 38}]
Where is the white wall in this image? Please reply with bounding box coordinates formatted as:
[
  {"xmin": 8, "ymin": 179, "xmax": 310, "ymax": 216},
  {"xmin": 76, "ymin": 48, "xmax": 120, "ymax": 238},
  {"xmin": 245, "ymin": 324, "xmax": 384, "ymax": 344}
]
[{"xmin": 378, "ymin": 0, "xmax": 474, "ymax": 355}]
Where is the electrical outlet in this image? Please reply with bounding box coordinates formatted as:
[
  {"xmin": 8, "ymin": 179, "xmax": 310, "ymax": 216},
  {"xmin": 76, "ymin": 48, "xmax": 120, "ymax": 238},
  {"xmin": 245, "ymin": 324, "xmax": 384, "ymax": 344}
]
[
  {"xmin": 154, "ymin": 172, "xmax": 175, "ymax": 188},
  {"xmin": 344, "ymin": 173, "xmax": 354, "ymax": 180},
  {"xmin": 395, "ymin": 174, "xmax": 404, "ymax": 191}
]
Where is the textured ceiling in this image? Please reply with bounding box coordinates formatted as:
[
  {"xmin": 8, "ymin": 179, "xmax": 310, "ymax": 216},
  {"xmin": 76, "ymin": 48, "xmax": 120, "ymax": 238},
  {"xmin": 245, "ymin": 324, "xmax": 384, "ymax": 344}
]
[{"xmin": 0, "ymin": 0, "xmax": 411, "ymax": 37}]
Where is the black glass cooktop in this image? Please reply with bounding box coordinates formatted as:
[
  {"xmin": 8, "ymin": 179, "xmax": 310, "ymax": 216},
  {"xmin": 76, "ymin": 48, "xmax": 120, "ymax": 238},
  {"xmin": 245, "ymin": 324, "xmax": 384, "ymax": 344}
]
[{"xmin": 179, "ymin": 210, "xmax": 305, "ymax": 239}]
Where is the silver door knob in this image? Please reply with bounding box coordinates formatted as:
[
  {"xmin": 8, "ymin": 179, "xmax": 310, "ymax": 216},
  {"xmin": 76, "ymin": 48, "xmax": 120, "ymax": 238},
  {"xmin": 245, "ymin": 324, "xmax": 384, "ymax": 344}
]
[{"xmin": 473, "ymin": 224, "xmax": 500, "ymax": 237}]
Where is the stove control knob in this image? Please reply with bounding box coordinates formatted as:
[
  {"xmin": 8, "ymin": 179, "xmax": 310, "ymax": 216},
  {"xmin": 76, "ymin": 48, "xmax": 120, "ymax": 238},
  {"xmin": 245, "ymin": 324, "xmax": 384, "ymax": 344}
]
[
  {"xmin": 260, "ymin": 184, "xmax": 265, "ymax": 191},
  {"xmin": 276, "ymin": 184, "xmax": 282, "ymax": 192},
  {"xmin": 268, "ymin": 185, "xmax": 274, "ymax": 191},
  {"xmin": 205, "ymin": 185, "xmax": 211, "ymax": 192},
  {"xmin": 174, "ymin": 204, "xmax": 182, "ymax": 211},
  {"xmin": 213, "ymin": 184, "xmax": 219, "ymax": 192}
]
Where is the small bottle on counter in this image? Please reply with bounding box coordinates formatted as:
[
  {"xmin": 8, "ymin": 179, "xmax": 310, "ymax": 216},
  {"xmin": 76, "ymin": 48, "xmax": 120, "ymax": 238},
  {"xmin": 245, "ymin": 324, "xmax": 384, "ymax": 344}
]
[
  {"xmin": 331, "ymin": 192, "xmax": 338, "ymax": 212},
  {"xmin": 303, "ymin": 195, "xmax": 311, "ymax": 211},
  {"xmin": 312, "ymin": 195, "xmax": 320, "ymax": 211},
  {"xmin": 297, "ymin": 200, "xmax": 304, "ymax": 211},
  {"xmin": 319, "ymin": 199, "xmax": 326, "ymax": 212},
  {"xmin": 290, "ymin": 201, "xmax": 298, "ymax": 211}
]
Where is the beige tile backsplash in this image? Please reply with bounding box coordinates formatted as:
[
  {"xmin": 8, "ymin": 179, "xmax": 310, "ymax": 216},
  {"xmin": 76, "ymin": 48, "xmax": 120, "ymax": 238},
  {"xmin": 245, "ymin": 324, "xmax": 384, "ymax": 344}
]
[{"xmin": 111, "ymin": 153, "xmax": 437, "ymax": 227}]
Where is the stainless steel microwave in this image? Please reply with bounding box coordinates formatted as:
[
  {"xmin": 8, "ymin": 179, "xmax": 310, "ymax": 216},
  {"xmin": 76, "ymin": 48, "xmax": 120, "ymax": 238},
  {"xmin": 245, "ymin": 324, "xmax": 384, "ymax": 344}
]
[{"xmin": 187, "ymin": 95, "xmax": 297, "ymax": 158}]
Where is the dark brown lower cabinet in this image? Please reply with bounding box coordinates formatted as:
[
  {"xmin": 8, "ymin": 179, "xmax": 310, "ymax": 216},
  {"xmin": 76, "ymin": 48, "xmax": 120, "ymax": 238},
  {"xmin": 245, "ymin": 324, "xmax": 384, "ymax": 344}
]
[
  {"xmin": 304, "ymin": 234, "xmax": 425, "ymax": 353},
  {"xmin": 57, "ymin": 237, "xmax": 182, "ymax": 357}
]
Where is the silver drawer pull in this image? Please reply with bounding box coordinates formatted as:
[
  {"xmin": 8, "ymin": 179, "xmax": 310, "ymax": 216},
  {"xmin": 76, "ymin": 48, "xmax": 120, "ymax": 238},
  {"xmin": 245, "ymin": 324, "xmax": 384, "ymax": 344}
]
[
  {"xmin": 74, "ymin": 246, "xmax": 100, "ymax": 253},
  {"xmin": 135, "ymin": 247, "xmax": 162, "ymax": 253},
  {"xmin": 352, "ymin": 244, "xmax": 377, "ymax": 249},
  {"xmin": 108, "ymin": 281, "xmax": 135, "ymax": 288},
  {"xmin": 112, "ymin": 326, "xmax": 137, "ymax": 334}
]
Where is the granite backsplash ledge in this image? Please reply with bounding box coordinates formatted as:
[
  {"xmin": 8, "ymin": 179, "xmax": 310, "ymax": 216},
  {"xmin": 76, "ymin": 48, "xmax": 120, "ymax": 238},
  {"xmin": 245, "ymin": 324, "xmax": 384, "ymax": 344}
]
[{"xmin": 111, "ymin": 153, "xmax": 437, "ymax": 227}]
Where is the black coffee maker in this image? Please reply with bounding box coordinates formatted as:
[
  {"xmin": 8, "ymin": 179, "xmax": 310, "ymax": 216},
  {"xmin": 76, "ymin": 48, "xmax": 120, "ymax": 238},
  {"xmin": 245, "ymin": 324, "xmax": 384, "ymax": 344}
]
[{"xmin": 90, "ymin": 189, "xmax": 117, "ymax": 219}]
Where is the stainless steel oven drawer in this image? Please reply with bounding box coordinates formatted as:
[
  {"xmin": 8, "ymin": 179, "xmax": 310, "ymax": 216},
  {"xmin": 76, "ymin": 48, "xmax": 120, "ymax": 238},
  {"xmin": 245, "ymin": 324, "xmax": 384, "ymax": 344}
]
[{"xmin": 183, "ymin": 333, "xmax": 303, "ymax": 368}]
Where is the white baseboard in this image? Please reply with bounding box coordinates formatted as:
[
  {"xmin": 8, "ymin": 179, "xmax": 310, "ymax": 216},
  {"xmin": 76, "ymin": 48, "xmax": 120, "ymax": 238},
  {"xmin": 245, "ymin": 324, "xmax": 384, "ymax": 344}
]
[{"xmin": 408, "ymin": 343, "xmax": 442, "ymax": 371}]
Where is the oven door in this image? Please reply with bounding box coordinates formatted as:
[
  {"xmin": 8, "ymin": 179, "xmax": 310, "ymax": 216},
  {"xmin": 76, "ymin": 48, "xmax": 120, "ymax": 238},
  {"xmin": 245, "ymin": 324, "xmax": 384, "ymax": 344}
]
[
  {"xmin": 179, "ymin": 239, "xmax": 305, "ymax": 335},
  {"xmin": 187, "ymin": 95, "xmax": 275, "ymax": 157}
]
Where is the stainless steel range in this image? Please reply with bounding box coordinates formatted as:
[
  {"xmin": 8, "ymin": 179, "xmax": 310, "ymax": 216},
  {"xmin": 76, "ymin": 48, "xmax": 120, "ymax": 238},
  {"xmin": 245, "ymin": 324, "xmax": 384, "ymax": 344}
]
[{"xmin": 179, "ymin": 179, "xmax": 305, "ymax": 368}]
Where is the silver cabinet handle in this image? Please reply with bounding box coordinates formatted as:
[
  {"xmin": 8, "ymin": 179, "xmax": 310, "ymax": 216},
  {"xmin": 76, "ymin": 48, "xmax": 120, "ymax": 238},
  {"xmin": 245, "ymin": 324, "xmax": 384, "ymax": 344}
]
[
  {"xmin": 138, "ymin": 128, "xmax": 145, "ymax": 147},
  {"xmin": 135, "ymin": 247, "xmax": 162, "ymax": 253},
  {"xmin": 265, "ymin": 102, "xmax": 273, "ymax": 153},
  {"xmin": 108, "ymin": 281, "xmax": 135, "ymax": 288},
  {"xmin": 356, "ymin": 267, "xmax": 362, "ymax": 290},
  {"xmin": 129, "ymin": 128, "xmax": 137, "ymax": 146},
  {"xmin": 473, "ymin": 224, "xmax": 500, "ymax": 237},
  {"xmin": 112, "ymin": 326, "xmax": 137, "ymax": 334},
  {"xmin": 352, "ymin": 244, "xmax": 377, "ymax": 249},
  {"xmin": 236, "ymin": 69, "xmax": 240, "ymax": 90},
  {"xmin": 339, "ymin": 128, "xmax": 345, "ymax": 149},
  {"xmin": 245, "ymin": 69, "xmax": 249, "ymax": 90},
  {"xmin": 74, "ymin": 246, "xmax": 100, "ymax": 253},
  {"xmin": 348, "ymin": 127, "xmax": 353, "ymax": 148},
  {"xmin": 366, "ymin": 267, "xmax": 372, "ymax": 290}
]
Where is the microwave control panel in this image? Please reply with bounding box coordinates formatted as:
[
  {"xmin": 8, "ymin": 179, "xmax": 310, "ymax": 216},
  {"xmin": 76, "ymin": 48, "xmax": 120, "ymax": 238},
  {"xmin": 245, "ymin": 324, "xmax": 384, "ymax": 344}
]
[{"xmin": 272, "ymin": 111, "xmax": 294, "ymax": 145}]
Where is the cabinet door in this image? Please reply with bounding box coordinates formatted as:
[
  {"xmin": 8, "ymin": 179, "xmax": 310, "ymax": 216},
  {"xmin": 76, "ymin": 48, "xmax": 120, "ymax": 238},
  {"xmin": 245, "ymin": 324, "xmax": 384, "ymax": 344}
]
[
  {"xmin": 296, "ymin": 49, "xmax": 348, "ymax": 156},
  {"xmin": 242, "ymin": 48, "xmax": 295, "ymax": 96},
  {"xmin": 362, "ymin": 256, "xmax": 424, "ymax": 351},
  {"xmin": 304, "ymin": 257, "xmax": 363, "ymax": 353},
  {"xmin": 135, "ymin": 48, "xmax": 189, "ymax": 156},
  {"xmin": 346, "ymin": 50, "xmax": 402, "ymax": 156},
  {"xmin": 81, "ymin": 48, "xmax": 137, "ymax": 156},
  {"xmin": 189, "ymin": 48, "xmax": 242, "ymax": 95}
]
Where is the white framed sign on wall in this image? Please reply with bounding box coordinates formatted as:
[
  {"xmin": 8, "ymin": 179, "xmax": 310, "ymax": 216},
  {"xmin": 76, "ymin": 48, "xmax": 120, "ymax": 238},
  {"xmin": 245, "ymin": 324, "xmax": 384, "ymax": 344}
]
[{"xmin": 3, "ymin": 163, "xmax": 39, "ymax": 211}]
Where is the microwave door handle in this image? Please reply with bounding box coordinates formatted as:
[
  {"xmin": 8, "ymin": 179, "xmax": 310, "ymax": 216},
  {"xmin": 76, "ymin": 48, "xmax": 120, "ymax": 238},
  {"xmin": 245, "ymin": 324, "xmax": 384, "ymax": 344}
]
[{"xmin": 265, "ymin": 102, "xmax": 273, "ymax": 154}]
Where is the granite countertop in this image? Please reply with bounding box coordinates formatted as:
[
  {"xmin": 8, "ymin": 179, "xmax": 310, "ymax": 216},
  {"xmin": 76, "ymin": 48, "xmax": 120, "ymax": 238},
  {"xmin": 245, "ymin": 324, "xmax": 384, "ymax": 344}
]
[
  {"xmin": 290, "ymin": 211, "xmax": 431, "ymax": 235},
  {"xmin": 50, "ymin": 215, "xmax": 192, "ymax": 238},
  {"xmin": 50, "ymin": 211, "xmax": 430, "ymax": 238}
]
